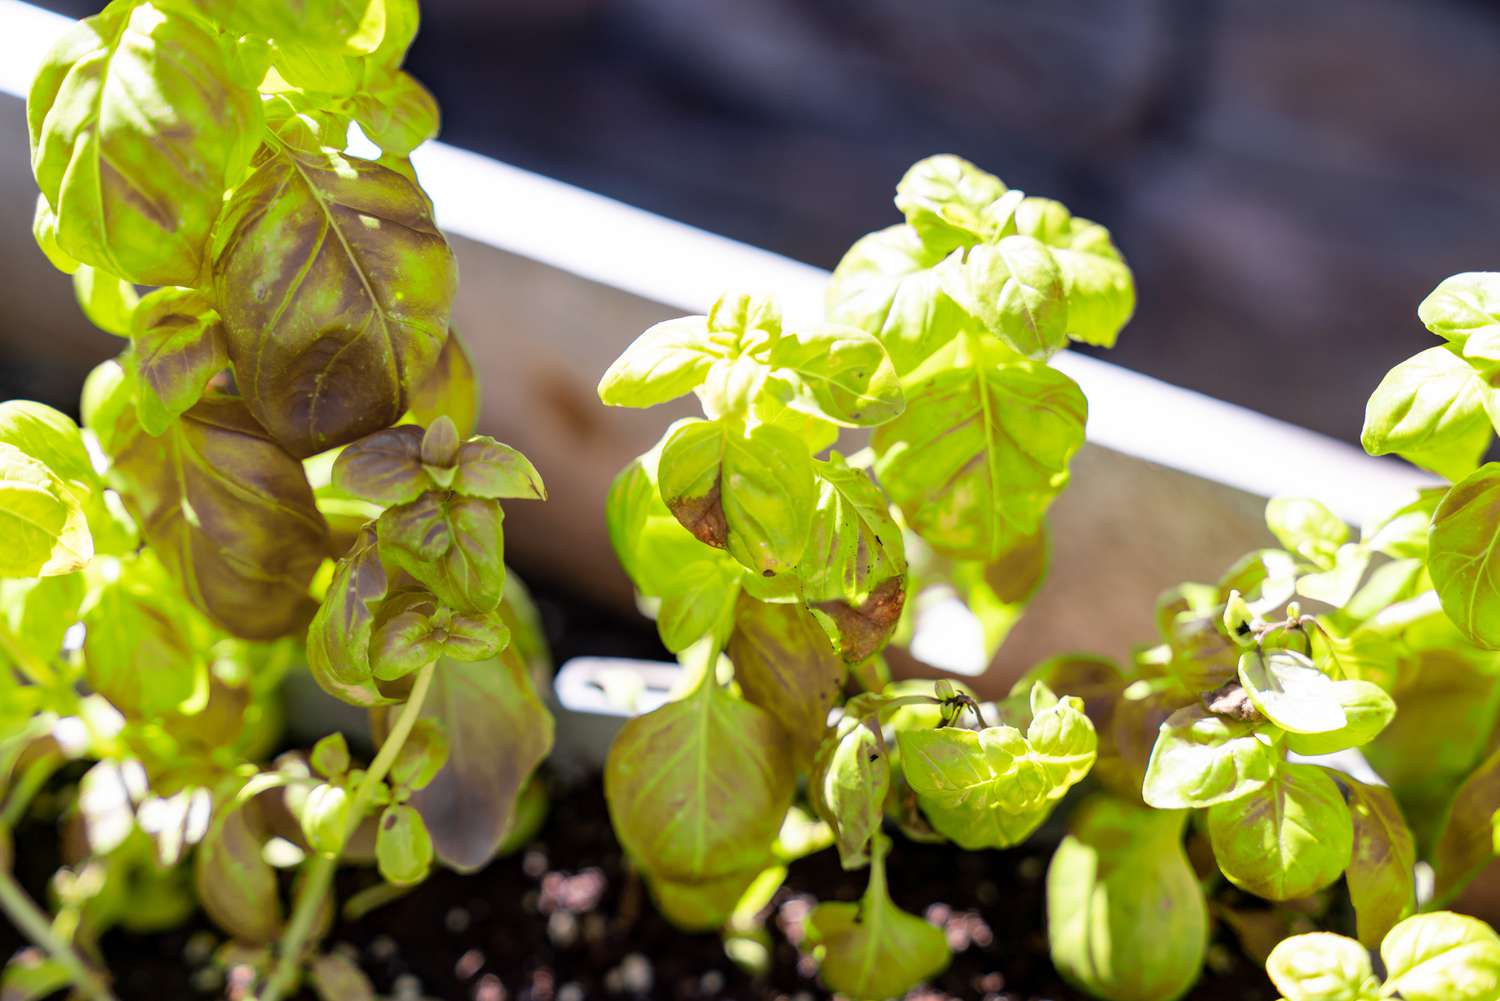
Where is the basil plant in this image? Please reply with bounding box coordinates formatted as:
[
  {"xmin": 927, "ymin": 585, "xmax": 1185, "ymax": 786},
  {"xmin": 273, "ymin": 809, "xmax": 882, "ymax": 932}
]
[
  {"xmin": 2, "ymin": 1, "xmax": 551, "ymax": 999},
  {"xmin": 597, "ymin": 153, "xmax": 1133, "ymax": 1001}
]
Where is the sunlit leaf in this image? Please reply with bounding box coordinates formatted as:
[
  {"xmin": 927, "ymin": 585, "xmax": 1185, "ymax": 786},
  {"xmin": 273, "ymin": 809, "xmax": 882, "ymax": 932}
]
[
  {"xmin": 1207, "ymin": 762, "xmax": 1353, "ymax": 901},
  {"xmin": 728, "ymin": 594, "xmax": 845, "ymax": 767},
  {"xmin": 1382, "ymin": 911, "xmax": 1500, "ymax": 1001},
  {"xmin": 1342, "ymin": 777, "xmax": 1416, "ymax": 949},
  {"xmin": 1142, "ymin": 704, "xmax": 1278, "ymax": 810}
]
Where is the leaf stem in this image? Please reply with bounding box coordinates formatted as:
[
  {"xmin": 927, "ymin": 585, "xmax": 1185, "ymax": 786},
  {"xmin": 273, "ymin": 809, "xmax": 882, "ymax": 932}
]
[
  {"xmin": 260, "ymin": 660, "xmax": 438, "ymax": 1001},
  {"xmin": 0, "ymin": 867, "xmax": 117, "ymax": 1001}
]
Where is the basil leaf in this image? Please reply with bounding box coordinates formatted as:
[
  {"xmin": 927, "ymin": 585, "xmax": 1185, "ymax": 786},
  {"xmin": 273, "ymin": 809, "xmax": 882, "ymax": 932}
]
[
  {"xmin": 0, "ymin": 573, "xmax": 84, "ymax": 668},
  {"xmin": 0, "ymin": 442, "xmax": 92, "ymax": 579},
  {"xmin": 84, "ymin": 555, "xmax": 206, "ymax": 718},
  {"xmin": 72, "ymin": 264, "xmax": 138, "ymax": 337},
  {"xmin": 0, "ymin": 401, "xmax": 96, "ymax": 490},
  {"xmin": 1207, "ymin": 762, "xmax": 1353, "ymax": 901},
  {"xmin": 212, "ymin": 145, "xmax": 457, "ymax": 457},
  {"xmin": 1283, "ymin": 681, "xmax": 1395, "ymax": 756},
  {"xmin": 1429, "ymin": 464, "xmax": 1500, "ymax": 648},
  {"xmin": 409, "ymin": 329, "xmax": 481, "ymax": 437},
  {"xmin": 109, "ymin": 393, "xmax": 327, "ymax": 639},
  {"xmin": 894, "ymin": 154, "xmax": 1010, "ymax": 252},
  {"xmin": 940, "ymin": 237, "xmax": 1068, "ymax": 360},
  {"xmin": 1013, "ymin": 196, "xmax": 1136, "ymax": 349},
  {"xmin": 1431, "ymin": 742, "xmax": 1500, "ymax": 905},
  {"xmin": 377, "ymin": 645, "xmax": 553, "ymax": 872},
  {"xmin": 1265, "ymin": 496, "xmax": 1349, "ymax": 567},
  {"xmin": 377, "ymin": 493, "xmax": 505, "ymax": 613},
  {"xmin": 826, "ymin": 224, "xmax": 970, "ymax": 376},
  {"xmin": 809, "ymin": 712, "xmax": 888, "ymax": 870},
  {"xmin": 195, "ymin": 786, "xmax": 282, "ymax": 943},
  {"xmin": 1362, "ymin": 346, "xmax": 1494, "ymax": 482},
  {"xmin": 376, "ymin": 803, "xmax": 433, "ymax": 886},
  {"xmin": 1141, "ymin": 704, "xmax": 1278, "ymax": 810},
  {"xmin": 352, "ymin": 71, "xmax": 439, "ymax": 156},
  {"xmin": 452, "ymin": 437, "xmax": 546, "ymax": 500},
  {"xmin": 1048, "ymin": 796, "xmax": 1206, "ymax": 1001},
  {"xmin": 307, "ymin": 525, "xmax": 392, "ymax": 707},
  {"xmin": 598, "ymin": 316, "xmax": 724, "ymax": 408},
  {"xmin": 729, "ymin": 594, "xmax": 846, "ymax": 768},
  {"xmin": 605, "ymin": 680, "xmax": 795, "ymax": 884},
  {"xmin": 369, "ymin": 590, "xmax": 508, "ymax": 681},
  {"xmin": 658, "ymin": 420, "xmax": 815, "ymax": 576},
  {"xmin": 1418, "ymin": 273, "xmax": 1500, "ymax": 364},
  {"xmin": 763, "ymin": 323, "xmax": 903, "ymax": 426},
  {"xmin": 1265, "ymin": 932, "xmax": 1381, "ymax": 1001},
  {"xmin": 388, "ymin": 718, "xmax": 449, "ymax": 793},
  {"xmin": 1238, "ymin": 649, "xmax": 1347, "ymax": 735},
  {"xmin": 873, "ymin": 347, "xmax": 1085, "ymax": 561},
  {"xmin": 332, "ymin": 425, "xmax": 428, "ymax": 506},
  {"xmin": 1343, "ymin": 777, "xmax": 1416, "ymax": 948},
  {"xmin": 1382, "ymin": 912, "xmax": 1500, "ymax": 1001},
  {"xmin": 29, "ymin": 3, "xmax": 261, "ymax": 286},
  {"xmin": 127, "ymin": 288, "xmax": 229, "ymax": 436}
]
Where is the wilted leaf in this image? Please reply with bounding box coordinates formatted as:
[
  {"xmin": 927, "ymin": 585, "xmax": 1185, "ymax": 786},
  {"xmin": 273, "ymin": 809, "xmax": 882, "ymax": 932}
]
[
  {"xmin": 1342, "ymin": 777, "xmax": 1416, "ymax": 948},
  {"xmin": 728, "ymin": 594, "xmax": 845, "ymax": 767}
]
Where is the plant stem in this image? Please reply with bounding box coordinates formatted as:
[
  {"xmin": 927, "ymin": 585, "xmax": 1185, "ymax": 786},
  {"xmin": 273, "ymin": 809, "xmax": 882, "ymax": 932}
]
[
  {"xmin": 259, "ymin": 660, "xmax": 438, "ymax": 1001},
  {"xmin": 0, "ymin": 868, "xmax": 117, "ymax": 1001}
]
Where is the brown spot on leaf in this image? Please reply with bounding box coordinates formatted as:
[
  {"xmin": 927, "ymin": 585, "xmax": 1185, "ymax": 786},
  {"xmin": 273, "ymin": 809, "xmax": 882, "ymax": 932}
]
[
  {"xmin": 813, "ymin": 577, "xmax": 906, "ymax": 662},
  {"xmin": 667, "ymin": 475, "xmax": 728, "ymax": 549},
  {"xmin": 1202, "ymin": 680, "xmax": 1263, "ymax": 722}
]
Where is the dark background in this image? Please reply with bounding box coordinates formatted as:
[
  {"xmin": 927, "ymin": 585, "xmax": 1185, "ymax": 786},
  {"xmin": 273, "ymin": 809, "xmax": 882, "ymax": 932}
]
[{"xmin": 24, "ymin": 0, "xmax": 1500, "ymax": 443}]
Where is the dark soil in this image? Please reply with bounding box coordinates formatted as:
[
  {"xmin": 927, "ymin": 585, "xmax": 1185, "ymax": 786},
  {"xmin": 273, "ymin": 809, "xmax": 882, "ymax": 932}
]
[{"xmin": 2, "ymin": 571, "xmax": 1280, "ymax": 1001}]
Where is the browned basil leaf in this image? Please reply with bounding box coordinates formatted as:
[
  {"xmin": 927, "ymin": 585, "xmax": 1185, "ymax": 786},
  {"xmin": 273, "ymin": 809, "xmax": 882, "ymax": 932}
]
[
  {"xmin": 307, "ymin": 524, "xmax": 391, "ymax": 707},
  {"xmin": 373, "ymin": 644, "xmax": 553, "ymax": 872},
  {"xmin": 108, "ymin": 392, "xmax": 328, "ymax": 640},
  {"xmin": 128, "ymin": 287, "xmax": 229, "ymax": 436},
  {"xmin": 408, "ymin": 328, "xmax": 480, "ymax": 437},
  {"xmin": 728, "ymin": 593, "xmax": 846, "ymax": 768},
  {"xmin": 211, "ymin": 144, "xmax": 457, "ymax": 457},
  {"xmin": 195, "ymin": 786, "xmax": 282, "ymax": 943},
  {"xmin": 331, "ymin": 425, "xmax": 427, "ymax": 506},
  {"xmin": 376, "ymin": 492, "xmax": 505, "ymax": 612},
  {"xmin": 369, "ymin": 588, "xmax": 509, "ymax": 681}
]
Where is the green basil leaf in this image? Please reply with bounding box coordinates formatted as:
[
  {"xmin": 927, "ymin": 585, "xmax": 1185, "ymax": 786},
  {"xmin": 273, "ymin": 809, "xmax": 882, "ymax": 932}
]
[
  {"xmin": 32, "ymin": 194, "xmax": 78, "ymax": 274},
  {"xmin": 1381, "ymin": 911, "xmax": 1500, "ymax": 1001},
  {"xmin": 1418, "ymin": 273, "xmax": 1500, "ymax": 364},
  {"xmin": 1047, "ymin": 796, "xmax": 1206, "ymax": 1001},
  {"xmin": 29, "ymin": 3, "xmax": 261, "ymax": 286},
  {"xmin": 1141, "ymin": 704, "xmax": 1279, "ymax": 810},
  {"xmin": 649, "ymin": 867, "xmax": 765, "ymax": 934},
  {"xmin": 809, "ymin": 712, "xmax": 888, "ymax": 870},
  {"xmin": 310, "ymin": 732, "xmax": 350, "ymax": 779},
  {"xmin": 127, "ymin": 288, "xmax": 229, "ymax": 436},
  {"xmin": 377, "ymin": 493, "xmax": 505, "ymax": 613},
  {"xmin": 1361, "ymin": 346, "xmax": 1494, "ymax": 482},
  {"xmin": 763, "ymin": 323, "xmax": 903, "ymax": 426},
  {"xmin": 728, "ymin": 594, "xmax": 846, "ymax": 768},
  {"xmin": 605, "ymin": 680, "xmax": 795, "ymax": 884},
  {"xmin": 1342, "ymin": 777, "xmax": 1416, "ymax": 949},
  {"xmin": 0, "ymin": 443, "xmax": 92, "ymax": 579},
  {"xmin": 185, "ymin": 0, "xmax": 387, "ymax": 53},
  {"xmin": 1265, "ymin": 497, "xmax": 1349, "ymax": 567},
  {"xmin": 212, "ymin": 144, "xmax": 457, "ymax": 457},
  {"xmin": 408, "ymin": 329, "xmax": 480, "ymax": 438},
  {"xmin": 307, "ymin": 525, "xmax": 392, "ymax": 706},
  {"xmin": 388, "ymin": 717, "xmax": 448, "ymax": 792},
  {"xmin": 452, "ymin": 437, "xmax": 546, "ymax": 500},
  {"xmin": 826, "ymin": 224, "xmax": 971, "ymax": 376},
  {"xmin": 0, "ymin": 401, "xmax": 96, "ymax": 492},
  {"xmin": 332, "ymin": 425, "xmax": 428, "ymax": 506},
  {"xmin": 84, "ymin": 555, "xmax": 206, "ymax": 718},
  {"xmin": 376, "ymin": 803, "xmax": 433, "ymax": 886},
  {"xmin": 369, "ymin": 590, "xmax": 509, "ymax": 680},
  {"xmin": 373, "ymin": 645, "xmax": 552, "ymax": 872},
  {"xmin": 300, "ymin": 783, "xmax": 351, "ymax": 856},
  {"xmin": 598, "ymin": 315, "xmax": 726, "ymax": 409},
  {"xmin": 658, "ymin": 420, "xmax": 815, "ymax": 576},
  {"xmin": 72, "ymin": 264, "xmax": 138, "ymax": 337},
  {"xmin": 1013, "ymin": 197, "xmax": 1136, "ymax": 349},
  {"xmin": 1265, "ymin": 932, "xmax": 1380, "ymax": 1001},
  {"xmin": 1207, "ymin": 762, "xmax": 1353, "ymax": 901},
  {"xmin": 109, "ymin": 393, "xmax": 327, "ymax": 638},
  {"xmin": 352, "ymin": 70, "xmax": 439, "ymax": 156},
  {"xmin": 894, "ymin": 154, "xmax": 1010, "ymax": 252},
  {"xmin": 1238, "ymin": 649, "xmax": 1347, "ymax": 735},
  {"xmin": 939, "ymin": 237, "xmax": 1068, "ymax": 359},
  {"xmin": 1283, "ymin": 681, "xmax": 1395, "ymax": 756},
  {"xmin": 804, "ymin": 847, "xmax": 950, "ymax": 1001},
  {"xmin": 800, "ymin": 453, "xmax": 907, "ymax": 661},
  {"xmin": 1430, "ymin": 464, "xmax": 1500, "ymax": 647},
  {"xmin": 0, "ymin": 573, "xmax": 84, "ymax": 669}
]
